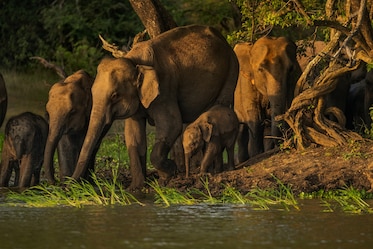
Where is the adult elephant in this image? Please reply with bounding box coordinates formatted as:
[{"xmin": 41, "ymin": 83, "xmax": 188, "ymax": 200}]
[
  {"xmin": 0, "ymin": 73, "xmax": 8, "ymax": 128},
  {"xmin": 43, "ymin": 70, "xmax": 96, "ymax": 183},
  {"xmin": 71, "ymin": 25, "xmax": 239, "ymax": 189},
  {"xmin": 234, "ymin": 37, "xmax": 302, "ymax": 162}
]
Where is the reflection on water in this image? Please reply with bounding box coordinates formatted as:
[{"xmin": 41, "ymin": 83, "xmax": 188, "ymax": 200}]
[{"xmin": 0, "ymin": 200, "xmax": 372, "ymax": 249}]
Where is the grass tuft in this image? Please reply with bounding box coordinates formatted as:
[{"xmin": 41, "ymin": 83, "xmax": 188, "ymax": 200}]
[{"xmin": 4, "ymin": 169, "xmax": 144, "ymax": 208}]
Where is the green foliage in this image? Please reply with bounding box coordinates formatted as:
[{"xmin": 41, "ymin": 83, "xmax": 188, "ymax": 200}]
[
  {"xmin": 227, "ymin": 0, "xmax": 327, "ymax": 45},
  {"xmin": 1, "ymin": 0, "xmax": 239, "ymax": 73},
  {"xmin": 95, "ymin": 133, "xmax": 129, "ymax": 171},
  {"xmin": 54, "ymin": 41, "xmax": 103, "ymax": 76},
  {"xmin": 0, "ymin": 0, "xmax": 142, "ymax": 74},
  {"xmin": 165, "ymin": 0, "xmax": 237, "ymax": 34}
]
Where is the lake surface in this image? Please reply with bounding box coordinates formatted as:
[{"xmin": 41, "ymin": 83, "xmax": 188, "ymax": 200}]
[{"xmin": 0, "ymin": 200, "xmax": 372, "ymax": 249}]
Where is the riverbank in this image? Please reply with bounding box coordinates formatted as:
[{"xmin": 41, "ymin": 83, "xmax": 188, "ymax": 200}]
[{"xmin": 128, "ymin": 139, "xmax": 373, "ymax": 196}]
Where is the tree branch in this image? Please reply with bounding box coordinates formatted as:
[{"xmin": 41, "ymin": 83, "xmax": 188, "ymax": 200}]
[
  {"xmin": 30, "ymin": 56, "xmax": 67, "ymax": 79},
  {"xmin": 99, "ymin": 35, "xmax": 128, "ymax": 58}
]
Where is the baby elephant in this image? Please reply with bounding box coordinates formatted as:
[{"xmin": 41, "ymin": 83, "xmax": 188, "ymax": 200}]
[
  {"xmin": 0, "ymin": 112, "xmax": 48, "ymax": 188},
  {"xmin": 182, "ymin": 105, "xmax": 239, "ymax": 177}
]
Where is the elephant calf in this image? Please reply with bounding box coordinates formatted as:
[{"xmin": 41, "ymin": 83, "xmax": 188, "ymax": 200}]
[
  {"xmin": 0, "ymin": 112, "xmax": 48, "ymax": 188},
  {"xmin": 182, "ymin": 105, "xmax": 239, "ymax": 177}
]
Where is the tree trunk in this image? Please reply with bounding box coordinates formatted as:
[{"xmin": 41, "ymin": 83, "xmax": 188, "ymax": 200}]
[
  {"xmin": 129, "ymin": 0, "xmax": 177, "ymax": 39},
  {"xmin": 278, "ymin": 0, "xmax": 373, "ymax": 149}
]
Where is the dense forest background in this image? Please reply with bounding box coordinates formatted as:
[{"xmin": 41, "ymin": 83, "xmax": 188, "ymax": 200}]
[{"xmin": 0, "ymin": 0, "xmax": 329, "ymax": 75}]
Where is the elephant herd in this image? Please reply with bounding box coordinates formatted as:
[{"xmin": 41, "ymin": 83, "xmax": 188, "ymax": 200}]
[{"xmin": 0, "ymin": 24, "xmax": 372, "ymax": 189}]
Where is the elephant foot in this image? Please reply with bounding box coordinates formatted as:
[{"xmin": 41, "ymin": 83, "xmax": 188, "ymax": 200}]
[
  {"xmin": 157, "ymin": 159, "xmax": 177, "ymax": 186},
  {"xmin": 128, "ymin": 179, "xmax": 145, "ymax": 192}
]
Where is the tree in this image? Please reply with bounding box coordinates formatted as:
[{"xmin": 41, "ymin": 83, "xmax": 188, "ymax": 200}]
[
  {"xmin": 279, "ymin": 0, "xmax": 373, "ymax": 149},
  {"xmin": 227, "ymin": 0, "xmax": 373, "ymax": 149},
  {"xmin": 129, "ymin": 0, "xmax": 177, "ymax": 38}
]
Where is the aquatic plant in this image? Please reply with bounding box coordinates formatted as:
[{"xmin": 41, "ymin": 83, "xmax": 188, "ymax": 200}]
[
  {"xmin": 300, "ymin": 185, "xmax": 373, "ymax": 214},
  {"xmin": 147, "ymin": 176, "xmax": 300, "ymax": 210},
  {"xmin": 147, "ymin": 179, "xmax": 197, "ymax": 206},
  {"xmin": 5, "ymin": 168, "xmax": 143, "ymax": 208}
]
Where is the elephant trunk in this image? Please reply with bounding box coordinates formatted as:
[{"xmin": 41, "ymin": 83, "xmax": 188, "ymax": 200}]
[
  {"xmin": 268, "ymin": 91, "xmax": 287, "ymax": 149},
  {"xmin": 72, "ymin": 106, "xmax": 108, "ymax": 180},
  {"xmin": 43, "ymin": 122, "xmax": 63, "ymax": 184},
  {"xmin": 185, "ymin": 152, "xmax": 191, "ymax": 178}
]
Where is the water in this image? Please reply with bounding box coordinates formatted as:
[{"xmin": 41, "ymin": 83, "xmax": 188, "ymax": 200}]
[{"xmin": 0, "ymin": 200, "xmax": 372, "ymax": 249}]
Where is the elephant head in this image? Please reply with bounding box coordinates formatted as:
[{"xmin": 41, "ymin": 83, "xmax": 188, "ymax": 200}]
[
  {"xmin": 182, "ymin": 121, "xmax": 212, "ymax": 177},
  {"xmin": 43, "ymin": 70, "xmax": 94, "ymax": 183},
  {"xmin": 249, "ymin": 37, "xmax": 301, "ymax": 137}
]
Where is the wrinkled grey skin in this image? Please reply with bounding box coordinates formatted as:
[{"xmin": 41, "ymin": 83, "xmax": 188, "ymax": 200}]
[
  {"xmin": 43, "ymin": 70, "xmax": 97, "ymax": 184},
  {"xmin": 234, "ymin": 38, "xmax": 302, "ymax": 163},
  {"xmin": 71, "ymin": 25, "xmax": 239, "ymax": 189},
  {"xmin": 182, "ymin": 105, "xmax": 239, "ymax": 177},
  {"xmin": 0, "ymin": 112, "xmax": 48, "ymax": 188},
  {"xmin": 0, "ymin": 73, "xmax": 7, "ymax": 128}
]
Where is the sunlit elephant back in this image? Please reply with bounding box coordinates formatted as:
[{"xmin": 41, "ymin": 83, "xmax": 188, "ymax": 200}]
[
  {"xmin": 234, "ymin": 37, "xmax": 302, "ymax": 162},
  {"xmin": 0, "ymin": 73, "xmax": 8, "ymax": 128},
  {"xmin": 71, "ymin": 24, "xmax": 239, "ymax": 190}
]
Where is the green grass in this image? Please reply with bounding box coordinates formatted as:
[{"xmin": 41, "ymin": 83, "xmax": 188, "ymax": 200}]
[
  {"xmin": 300, "ymin": 186, "xmax": 373, "ymax": 214},
  {"xmin": 1, "ymin": 169, "xmax": 372, "ymax": 214},
  {"xmin": 4, "ymin": 167, "xmax": 144, "ymax": 208},
  {"xmin": 148, "ymin": 175, "xmax": 300, "ymax": 210}
]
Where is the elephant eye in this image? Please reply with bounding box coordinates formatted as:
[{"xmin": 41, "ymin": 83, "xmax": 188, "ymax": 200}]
[{"xmin": 111, "ymin": 92, "xmax": 118, "ymax": 102}]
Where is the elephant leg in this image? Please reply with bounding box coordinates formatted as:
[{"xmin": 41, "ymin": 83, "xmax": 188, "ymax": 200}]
[
  {"xmin": 263, "ymin": 121, "xmax": 273, "ymax": 151},
  {"xmin": 57, "ymin": 135, "xmax": 79, "ymax": 180},
  {"xmin": 150, "ymin": 106, "xmax": 182, "ymax": 184},
  {"xmin": 248, "ymin": 120, "xmax": 264, "ymax": 158},
  {"xmin": 13, "ymin": 162, "xmax": 20, "ymax": 187},
  {"xmin": 0, "ymin": 157, "xmax": 12, "ymax": 187},
  {"xmin": 226, "ymin": 145, "xmax": 235, "ymax": 171},
  {"xmin": 213, "ymin": 153, "xmax": 224, "ymax": 174},
  {"xmin": 170, "ymin": 135, "xmax": 185, "ymax": 173},
  {"xmin": 19, "ymin": 155, "xmax": 33, "ymax": 188},
  {"xmin": 200, "ymin": 141, "xmax": 219, "ymax": 175},
  {"xmin": 31, "ymin": 170, "xmax": 40, "ymax": 186},
  {"xmin": 125, "ymin": 116, "xmax": 147, "ymax": 190},
  {"xmin": 237, "ymin": 124, "xmax": 249, "ymax": 163}
]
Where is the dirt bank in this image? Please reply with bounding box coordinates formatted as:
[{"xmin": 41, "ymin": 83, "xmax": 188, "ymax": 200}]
[{"xmin": 137, "ymin": 139, "xmax": 373, "ymax": 196}]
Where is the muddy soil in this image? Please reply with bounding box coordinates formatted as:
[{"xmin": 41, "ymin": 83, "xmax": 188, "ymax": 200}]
[{"xmin": 113, "ymin": 139, "xmax": 373, "ymax": 196}]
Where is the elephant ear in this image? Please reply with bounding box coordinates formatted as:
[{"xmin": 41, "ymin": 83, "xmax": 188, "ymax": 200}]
[
  {"xmin": 136, "ymin": 65, "xmax": 160, "ymax": 108},
  {"xmin": 250, "ymin": 44, "xmax": 269, "ymax": 70},
  {"xmin": 201, "ymin": 121, "xmax": 214, "ymax": 142}
]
